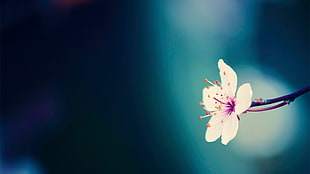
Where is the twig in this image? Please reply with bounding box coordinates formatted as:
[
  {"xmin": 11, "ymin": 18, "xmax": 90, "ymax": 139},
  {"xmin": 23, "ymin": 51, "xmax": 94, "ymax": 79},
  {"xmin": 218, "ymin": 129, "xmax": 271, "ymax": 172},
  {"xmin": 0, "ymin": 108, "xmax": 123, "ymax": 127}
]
[{"xmin": 250, "ymin": 86, "xmax": 310, "ymax": 108}]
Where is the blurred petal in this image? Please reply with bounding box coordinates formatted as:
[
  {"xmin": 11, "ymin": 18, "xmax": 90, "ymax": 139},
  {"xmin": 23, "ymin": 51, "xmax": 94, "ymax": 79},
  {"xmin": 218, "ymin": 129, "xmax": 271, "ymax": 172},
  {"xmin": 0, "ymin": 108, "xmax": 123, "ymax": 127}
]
[
  {"xmin": 235, "ymin": 83, "xmax": 253, "ymax": 115},
  {"xmin": 218, "ymin": 59, "xmax": 237, "ymax": 96},
  {"xmin": 221, "ymin": 114, "xmax": 239, "ymax": 145}
]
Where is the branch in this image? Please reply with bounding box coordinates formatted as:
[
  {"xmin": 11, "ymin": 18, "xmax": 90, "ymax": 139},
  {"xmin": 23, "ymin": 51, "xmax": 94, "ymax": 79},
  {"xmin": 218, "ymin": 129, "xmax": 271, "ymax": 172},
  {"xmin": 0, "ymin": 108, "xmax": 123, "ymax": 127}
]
[{"xmin": 250, "ymin": 86, "xmax": 310, "ymax": 108}]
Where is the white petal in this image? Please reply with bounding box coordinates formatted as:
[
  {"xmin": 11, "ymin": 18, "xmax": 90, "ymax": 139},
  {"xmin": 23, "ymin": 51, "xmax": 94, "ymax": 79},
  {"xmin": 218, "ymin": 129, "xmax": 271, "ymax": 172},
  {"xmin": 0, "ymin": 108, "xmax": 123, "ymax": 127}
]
[
  {"xmin": 205, "ymin": 113, "xmax": 225, "ymax": 142},
  {"xmin": 221, "ymin": 114, "xmax": 239, "ymax": 145},
  {"xmin": 208, "ymin": 112, "xmax": 226, "ymax": 125},
  {"xmin": 235, "ymin": 83, "xmax": 253, "ymax": 115},
  {"xmin": 206, "ymin": 122, "xmax": 223, "ymax": 142},
  {"xmin": 202, "ymin": 86, "xmax": 223, "ymax": 111},
  {"xmin": 218, "ymin": 59, "xmax": 237, "ymax": 97}
]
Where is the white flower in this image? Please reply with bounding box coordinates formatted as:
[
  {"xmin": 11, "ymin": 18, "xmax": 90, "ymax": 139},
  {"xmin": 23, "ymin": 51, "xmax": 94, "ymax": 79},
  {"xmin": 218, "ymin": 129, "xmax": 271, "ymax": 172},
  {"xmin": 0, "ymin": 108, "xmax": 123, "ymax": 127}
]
[{"xmin": 200, "ymin": 59, "xmax": 253, "ymax": 145}]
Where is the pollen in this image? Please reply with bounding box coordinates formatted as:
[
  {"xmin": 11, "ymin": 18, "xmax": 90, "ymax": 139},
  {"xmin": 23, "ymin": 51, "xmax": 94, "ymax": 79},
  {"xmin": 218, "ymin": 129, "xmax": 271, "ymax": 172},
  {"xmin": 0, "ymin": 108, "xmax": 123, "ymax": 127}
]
[
  {"xmin": 199, "ymin": 102, "xmax": 203, "ymax": 105},
  {"xmin": 208, "ymin": 95, "xmax": 210, "ymax": 98},
  {"xmin": 204, "ymin": 79, "xmax": 209, "ymax": 82},
  {"xmin": 224, "ymin": 71, "xmax": 226, "ymax": 75},
  {"xmin": 206, "ymin": 111, "xmax": 211, "ymax": 115},
  {"xmin": 199, "ymin": 116, "xmax": 203, "ymax": 120},
  {"xmin": 217, "ymin": 105, "xmax": 222, "ymax": 111},
  {"xmin": 206, "ymin": 86, "xmax": 210, "ymax": 89},
  {"xmin": 212, "ymin": 80, "xmax": 219, "ymax": 85},
  {"xmin": 206, "ymin": 123, "xmax": 211, "ymax": 127}
]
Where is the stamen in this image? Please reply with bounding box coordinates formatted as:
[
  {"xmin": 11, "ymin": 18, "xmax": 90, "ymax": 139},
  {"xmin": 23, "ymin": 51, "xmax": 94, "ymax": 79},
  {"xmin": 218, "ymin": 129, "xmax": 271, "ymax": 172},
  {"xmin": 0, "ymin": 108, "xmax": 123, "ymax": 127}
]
[
  {"xmin": 200, "ymin": 115, "xmax": 211, "ymax": 120},
  {"xmin": 206, "ymin": 123, "xmax": 211, "ymax": 127},
  {"xmin": 217, "ymin": 105, "xmax": 222, "ymax": 111},
  {"xmin": 212, "ymin": 80, "xmax": 219, "ymax": 85},
  {"xmin": 213, "ymin": 97, "xmax": 225, "ymax": 104},
  {"xmin": 204, "ymin": 78, "xmax": 219, "ymax": 86},
  {"xmin": 211, "ymin": 80, "xmax": 222, "ymax": 86}
]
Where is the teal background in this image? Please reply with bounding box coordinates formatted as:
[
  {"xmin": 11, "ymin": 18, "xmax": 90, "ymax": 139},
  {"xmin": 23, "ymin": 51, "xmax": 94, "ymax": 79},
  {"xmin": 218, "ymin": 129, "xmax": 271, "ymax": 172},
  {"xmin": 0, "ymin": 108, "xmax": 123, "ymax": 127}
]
[{"xmin": 1, "ymin": 0, "xmax": 309, "ymax": 174}]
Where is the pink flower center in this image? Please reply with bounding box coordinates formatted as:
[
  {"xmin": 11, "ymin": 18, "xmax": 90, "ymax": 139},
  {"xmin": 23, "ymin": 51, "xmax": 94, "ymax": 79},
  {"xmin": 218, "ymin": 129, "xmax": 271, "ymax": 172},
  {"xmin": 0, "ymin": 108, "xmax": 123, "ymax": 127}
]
[
  {"xmin": 214, "ymin": 97, "xmax": 236, "ymax": 115},
  {"xmin": 224, "ymin": 97, "xmax": 236, "ymax": 115}
]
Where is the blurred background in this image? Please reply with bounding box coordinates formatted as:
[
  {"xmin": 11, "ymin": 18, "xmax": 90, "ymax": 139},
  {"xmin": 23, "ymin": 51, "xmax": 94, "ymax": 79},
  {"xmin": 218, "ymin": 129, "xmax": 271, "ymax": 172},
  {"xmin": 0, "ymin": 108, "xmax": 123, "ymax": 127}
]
[{"xmin": 1, "ymin": 0, "xmax": 309, "ymax": 173}]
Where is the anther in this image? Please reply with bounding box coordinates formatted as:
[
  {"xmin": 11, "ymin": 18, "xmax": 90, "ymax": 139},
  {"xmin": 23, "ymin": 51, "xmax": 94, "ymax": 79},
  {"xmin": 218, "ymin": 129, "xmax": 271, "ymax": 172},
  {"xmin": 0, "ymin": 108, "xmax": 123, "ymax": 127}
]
[
  {"xmin": 212, "ymin": 80, "xmax": 219, "ymax": 85},
  {"xmin": 202, "ymin": 107, "xmax": 206, "ymax": 110},
  {"xmin": 213, "ymin": 97, "xmax": 226, "ymax": 104},
  {"xmin": 198, "ymin": 102, "xmax": 203, "ymax": 105},
  {"xmin": 206, "ymin": 123, "xmax": 211, "ymax": 127},
  {"xmin": 208, "ymin": 95, "xmax": 210, "ymax": 98},
  {"xmin": 206, "ymin": 111, "xmax": 211, "ymax": 115},
  {"xmin": 223, "ymin": 71, "xmax": 226, "ymax": 75},
  {"xmin": 218, "ymin": 105, "xmax": 222, "ymax": 111},
  {"xmin": 205, "ymin": 79, "xmax": 219, "ymax": 86},
  {"xmin": 206, "ymin": 86, "xmax": 210, "ymax": 89}
]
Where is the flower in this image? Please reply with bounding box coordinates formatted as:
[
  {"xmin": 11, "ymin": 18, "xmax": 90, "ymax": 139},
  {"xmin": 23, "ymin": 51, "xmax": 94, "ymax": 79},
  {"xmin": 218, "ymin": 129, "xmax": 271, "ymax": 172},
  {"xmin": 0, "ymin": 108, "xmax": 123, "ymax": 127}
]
[{"xmin": 200, "ymin": 59, "xmax": 253, "ymax": 145}]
